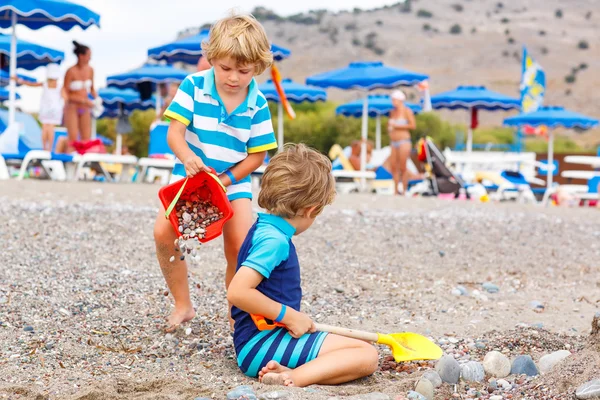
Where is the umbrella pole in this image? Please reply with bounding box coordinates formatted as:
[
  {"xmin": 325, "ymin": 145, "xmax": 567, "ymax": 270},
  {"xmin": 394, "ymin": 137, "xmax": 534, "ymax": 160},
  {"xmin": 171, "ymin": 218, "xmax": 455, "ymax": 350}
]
[
  {"xmin": 360, "ymin": 96, "xmax": 368, "ymax": 189},
  {"xmin": 155, "ymin": 87, "xmax": 161, "ymax": 117},
  {"xmin": 116, "ymin": 134, "xmax": 122, "ymax": 156},
  {"xmin": 466, "ymin": 107, "xmax": 473, "ymax": 155},
  {"xmin": 8, "ymin": 11, "xmax": 17, "ymax": 126},
  {"xmin": 375, "ymin": 115, "xmax": 381, "ymax": 150},
  {"xmin": 547, "ymin": 130, "xmax": 554, "ymax": 191},
  {"xmin": 278, "ymin": 102, "xmax": 283, "ymax": 152}
]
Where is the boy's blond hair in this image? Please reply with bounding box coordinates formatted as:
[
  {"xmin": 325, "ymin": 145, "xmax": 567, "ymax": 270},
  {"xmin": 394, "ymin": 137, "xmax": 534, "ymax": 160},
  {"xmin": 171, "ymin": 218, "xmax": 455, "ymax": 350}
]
[
  {"xmin": 202, "ymin": 13, "xmax": 273, "ymax": 75},
  {"xmin": 259, "ymin": 144, "xmax": 336, "ymax": 218}
]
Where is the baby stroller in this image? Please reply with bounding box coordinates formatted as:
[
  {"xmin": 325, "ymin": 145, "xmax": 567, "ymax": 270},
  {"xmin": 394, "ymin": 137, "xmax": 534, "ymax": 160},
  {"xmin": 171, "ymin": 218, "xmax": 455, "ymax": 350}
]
[{"xmin": 416, "ymin": 137, "xmax": 471, "ymax": 198}]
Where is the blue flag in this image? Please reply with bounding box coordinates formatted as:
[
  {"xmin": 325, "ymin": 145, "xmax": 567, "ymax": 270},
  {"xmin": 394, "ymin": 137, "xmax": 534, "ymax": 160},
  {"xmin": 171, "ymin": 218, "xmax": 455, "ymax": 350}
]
[{"xmin": 520, "ymin": 47, "xmax": 546, "ymax": 113}]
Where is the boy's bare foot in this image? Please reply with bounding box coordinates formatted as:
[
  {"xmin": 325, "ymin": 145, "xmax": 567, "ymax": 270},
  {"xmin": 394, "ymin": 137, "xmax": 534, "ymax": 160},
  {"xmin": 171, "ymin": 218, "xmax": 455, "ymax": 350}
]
[
  {"xmin": 261, "ymin": 372, "xmax": 294, "ymax": 387},
  {"xmin": 164, "ymin": 306, "xmax": 196, "ymax": 333},
  {"xmin": 258, "ymin": 360, "xmax": 291, "ymax": 381}
]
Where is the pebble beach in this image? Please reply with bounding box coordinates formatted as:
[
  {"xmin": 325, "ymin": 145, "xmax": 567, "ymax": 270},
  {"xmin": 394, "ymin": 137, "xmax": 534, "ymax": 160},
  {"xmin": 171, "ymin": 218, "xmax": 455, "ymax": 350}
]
[{"xmin": 1, "ymin": 180, "xmax": 599, "ymax": 400}]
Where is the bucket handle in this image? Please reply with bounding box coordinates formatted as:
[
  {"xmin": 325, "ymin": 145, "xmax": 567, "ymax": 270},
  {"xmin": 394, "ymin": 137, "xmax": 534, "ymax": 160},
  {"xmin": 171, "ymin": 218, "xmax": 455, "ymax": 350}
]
[
  {"xmin": 164, "ymin": 170, "xmax": 227, "ymax": 220},
  {"xmin": 165, "ymin": 177, "xmax": 189, "ymax": 219}
]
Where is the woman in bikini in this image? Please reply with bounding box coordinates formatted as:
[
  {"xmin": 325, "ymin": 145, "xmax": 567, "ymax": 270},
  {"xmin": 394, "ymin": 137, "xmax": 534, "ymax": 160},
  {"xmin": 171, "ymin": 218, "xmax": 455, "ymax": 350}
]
[
  {"xmin": 59, "ymin": 41, "xmax": 96, "ymax": 153},
  {"xmin": 388, "ymin": 90, "xmax": 421, "ymax": 195}
]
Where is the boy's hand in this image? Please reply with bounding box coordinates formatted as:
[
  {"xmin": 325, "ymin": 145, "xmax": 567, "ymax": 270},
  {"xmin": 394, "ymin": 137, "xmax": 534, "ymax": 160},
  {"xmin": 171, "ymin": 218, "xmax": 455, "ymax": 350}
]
[
  {"xmin": 283, "ymin": 309, "xmax": 315, "ymax": 339},
  {"xmin": 183, "ymin": 155, "xmax": 210, "ymax": 177}
]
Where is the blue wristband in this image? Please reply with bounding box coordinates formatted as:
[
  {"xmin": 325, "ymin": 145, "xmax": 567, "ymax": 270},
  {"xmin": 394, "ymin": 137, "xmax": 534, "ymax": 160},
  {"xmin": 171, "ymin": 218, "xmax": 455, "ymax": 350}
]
[
  {"xmin": 275, "ymin": 304, "xmax": 287, "ymax": 323},
  {"xmin": 225, "ymin": 170, "xmax": 237, "ymax": 184}
]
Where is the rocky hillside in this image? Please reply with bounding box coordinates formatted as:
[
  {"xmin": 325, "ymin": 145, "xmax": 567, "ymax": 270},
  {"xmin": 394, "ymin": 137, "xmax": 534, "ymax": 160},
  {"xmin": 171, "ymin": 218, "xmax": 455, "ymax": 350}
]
[{"xmin": 186, "ymin": 0, "xmax": 600, "ymax": 145}]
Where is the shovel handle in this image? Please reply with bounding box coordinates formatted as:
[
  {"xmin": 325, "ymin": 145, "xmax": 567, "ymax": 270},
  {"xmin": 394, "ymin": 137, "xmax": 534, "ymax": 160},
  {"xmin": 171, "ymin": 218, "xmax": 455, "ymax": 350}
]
[
  {"xmin": 314, "ymin": 323, "xmax": 379, "ymax": 343},
  {"xmin": 251, "ymin": 316, "xmax": 379, "ymax": 343}
]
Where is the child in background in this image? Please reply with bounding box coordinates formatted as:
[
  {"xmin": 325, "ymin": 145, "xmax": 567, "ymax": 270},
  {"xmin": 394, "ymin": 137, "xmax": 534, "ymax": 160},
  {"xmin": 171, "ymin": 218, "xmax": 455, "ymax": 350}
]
[
  {"xmin": 227, "ymin": 144, "xmax": 379, "ymax": 387},
  {"xmin": 15, "ymin": 63, "xmax": 65, "ymax": 151},
  {"xmin": 154, "ymin": 12, "xmax": 277, "ymax": 332}
]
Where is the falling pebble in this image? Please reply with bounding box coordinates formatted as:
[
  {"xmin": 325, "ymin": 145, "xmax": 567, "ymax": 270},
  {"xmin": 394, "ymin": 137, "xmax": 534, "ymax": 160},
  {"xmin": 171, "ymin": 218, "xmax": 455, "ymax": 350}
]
[
  {"xmin": 180, "ymin": 255, "xmax": 185, "ymax": 261},
  {"xmin": 169, "ymin": 256, "xmax": 175, "ymax": 262}
]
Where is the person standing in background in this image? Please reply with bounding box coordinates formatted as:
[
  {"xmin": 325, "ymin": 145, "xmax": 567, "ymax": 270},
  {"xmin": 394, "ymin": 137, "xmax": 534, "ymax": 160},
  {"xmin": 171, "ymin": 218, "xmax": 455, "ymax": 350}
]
[
  {"xmin": 62, "ymin": 41, "xmax": 96, "ymax": 152},
  {"xmin": 14, "ymin": 63, "xmax": 65, "ymax": 151}
]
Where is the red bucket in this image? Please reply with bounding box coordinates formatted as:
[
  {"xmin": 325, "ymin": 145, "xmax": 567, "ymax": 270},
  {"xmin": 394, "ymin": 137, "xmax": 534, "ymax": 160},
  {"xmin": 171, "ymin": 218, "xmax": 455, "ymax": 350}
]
[{"xmin": 158, "ymin": 169, "xmax": 234, "ymax": 243}]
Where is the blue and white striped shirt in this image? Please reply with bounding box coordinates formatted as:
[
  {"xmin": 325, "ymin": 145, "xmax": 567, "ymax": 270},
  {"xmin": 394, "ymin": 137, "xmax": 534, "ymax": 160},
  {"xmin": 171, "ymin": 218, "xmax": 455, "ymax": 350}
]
[{"xmin": 164, "ymin": 68, "xmax": 277, "ymax": 201}]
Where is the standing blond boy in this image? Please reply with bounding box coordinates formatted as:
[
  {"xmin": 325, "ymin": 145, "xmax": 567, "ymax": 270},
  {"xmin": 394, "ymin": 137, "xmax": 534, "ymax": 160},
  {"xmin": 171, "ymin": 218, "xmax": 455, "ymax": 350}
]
[{"xmin": 154, "ymin": 13, "xmax": 277, "ymax": 331}]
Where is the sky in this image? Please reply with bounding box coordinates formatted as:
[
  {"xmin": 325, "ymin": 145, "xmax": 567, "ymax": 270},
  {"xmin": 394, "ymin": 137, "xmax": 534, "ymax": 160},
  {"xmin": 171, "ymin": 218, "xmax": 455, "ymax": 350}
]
[{"xmin": 3, "ymin": 0, "xmax": 397, "ymax": 113}]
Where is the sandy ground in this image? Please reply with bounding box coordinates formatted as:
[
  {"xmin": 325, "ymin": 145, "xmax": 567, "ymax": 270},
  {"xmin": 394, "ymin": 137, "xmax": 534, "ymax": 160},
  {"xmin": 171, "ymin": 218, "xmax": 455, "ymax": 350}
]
[{"xmin": 0, "ymin": 181, "xmax": 599, "ymax": 399}]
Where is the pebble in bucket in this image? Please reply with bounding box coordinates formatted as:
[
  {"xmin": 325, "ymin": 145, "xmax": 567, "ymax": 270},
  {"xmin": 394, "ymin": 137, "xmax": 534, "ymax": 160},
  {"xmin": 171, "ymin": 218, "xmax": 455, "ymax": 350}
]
[{"xmin": 159, "ymin": 168, "xmax": 234, "ymax": 263}]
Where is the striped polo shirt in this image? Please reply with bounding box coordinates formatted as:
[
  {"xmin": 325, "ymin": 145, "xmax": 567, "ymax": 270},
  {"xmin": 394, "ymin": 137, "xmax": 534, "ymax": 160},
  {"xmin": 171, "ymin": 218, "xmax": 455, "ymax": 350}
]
[{"xmin": 164, "ymin": 68, "xmax": 277, "ymax": 201}]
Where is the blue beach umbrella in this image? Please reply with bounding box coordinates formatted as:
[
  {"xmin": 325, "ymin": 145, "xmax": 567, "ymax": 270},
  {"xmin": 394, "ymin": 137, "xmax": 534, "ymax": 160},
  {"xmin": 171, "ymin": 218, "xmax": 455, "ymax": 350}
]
[
  {"xmin": 259, "ymin": 78, "xmax": 326, "ymax": 151},
  {"xmin": 106, "ymin": 64, "xmax": 188, "ymax": 90},
  {"xmin": 148, "ymin": 29, "xmax": 291, "ymax": 63},
  {"xmin": 430, "ymin": 85, "xmax": 520, "ymax": 154},
  {"xmin": 336, "ymin": 94, "xmax": 422, "ymax": 150},
  {"xmin": 0, "ymin": 86, "xmax": 20, "ymax": 101},
  {"xmin": 504, "ymin": 106, "xmax": 599, "ymax": 190},
  {"xmin": 107, "ymin": 64, "xmax": 188, "ymax": 114},
  {"xmin": 307, "ymin": 61, "xmax": 428, "ymax": 175},
  {"xmin": 98, "ymin": 87, "xmax": 156, "ymax": 112},
  {"xmin": 0, "ymin": 69, "xmax": 36, "ymax": 86},
  {"xmin": 0, "ymin": 0, "xmax": 100, "ymax": 126},
  {"xmin": 0, "ymin": 33, "xmax": 64, "ymax": 71},
  {"xmin": 98, "ymin": 87, "xmax": 157, "ymax": 154}
]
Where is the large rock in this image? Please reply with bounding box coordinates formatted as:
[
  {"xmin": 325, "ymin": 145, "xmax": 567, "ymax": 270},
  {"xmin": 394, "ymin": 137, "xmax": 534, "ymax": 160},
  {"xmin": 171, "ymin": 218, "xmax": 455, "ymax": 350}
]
[
  {"xmin": 539, "ymin": 350, "xmax": 572, "ymax": 374},
  {"xmin": 414, "ymin": 379, "xmax": 434, "ymax": 400},
  {"xmin": 576, "ymin": 379, "xmax": 600, "ymax": 400},
  {"xmin": 435, "ymin": 355, "xmax": 460, "ymax": 384},
  {"xmin": 460, "ymin": 361, "xmax": 485, "ymax": 382},
  {"xmin": 511, "ymin": 355, "xmax": 539, "ymax": 376},
  {"xmin": 483, "ymin": 351, "xmax": 511, "ymax": 378},
  {"xmin": 422, "ymin": 370, "xmax": 442, "ymax": 388}
]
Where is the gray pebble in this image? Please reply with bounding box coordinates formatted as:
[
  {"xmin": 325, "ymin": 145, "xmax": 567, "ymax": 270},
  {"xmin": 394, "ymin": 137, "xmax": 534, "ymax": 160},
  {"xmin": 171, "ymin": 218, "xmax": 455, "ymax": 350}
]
[
  {"xmin": 182, "ymin": 212, "xmax": 192, "ymax": 222},
  {"xmin": 435, "ymin": 355, "xmax": 460, "ymax": 384},
  {"xmin": 452, "ymin": 285, "xmax": 468, "ymax": 296},
  {"xmin": 23, "ymin": 326, "xmax": 34, "ymax": 332},
  {"xmin": 539, "ymin": 350, "xmax": 571, "ymax": 374},
  {"xmin": 45, "ymin": 342, "xmax": 54, "ymax": 350},
  {"xmin": 530, "ymin": 300, "xmax": 545, "ymax": 310},
  {"xmin": 258, "ymin": 391, "xmax": 292, "ymax": 400},
  {"xmin": 407, "ymin": 391, "xmax": 426, "ymax": 400},
  {"xmin": 178, "ymin": 225, "xmax": 183, "ymax": 233},
  {"xmin": 422, "ymin": 370, "xmax": 442, "ymax": 388},
  {"xmin": 328, "ymin": 394, "xmax": 389, "ymax": 400},
  {"xmin": 227, "ymin": 385, "xmax": 256, "ymax": 400},
  {"xmin": 482, "ymin": 282, "xmax": 499, "ymax": 293},
  {"xmin": 497, "ymin": 378, "xmax": 512, "ymax": 390},
  {"xmin": 414, "ymin": 379, "xmax": 434, "ymax": 400},
  {"xmin": 475, "ymin": 341, "xmax": 487, "ymax": 350},
  {"xmin": 461, "ymin": 361, "xmax": 485, "ymax": 382},
  {"xmin": 511, "ymin": 354, "xmax": 539, "ymax": 376},
  {"xmin": 483, "ymin": 351, "xmax": 511, "ymax": 378},
  {"xmin": 576, "ymin": 379, "xmax": 600, "ymax": 399}
]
